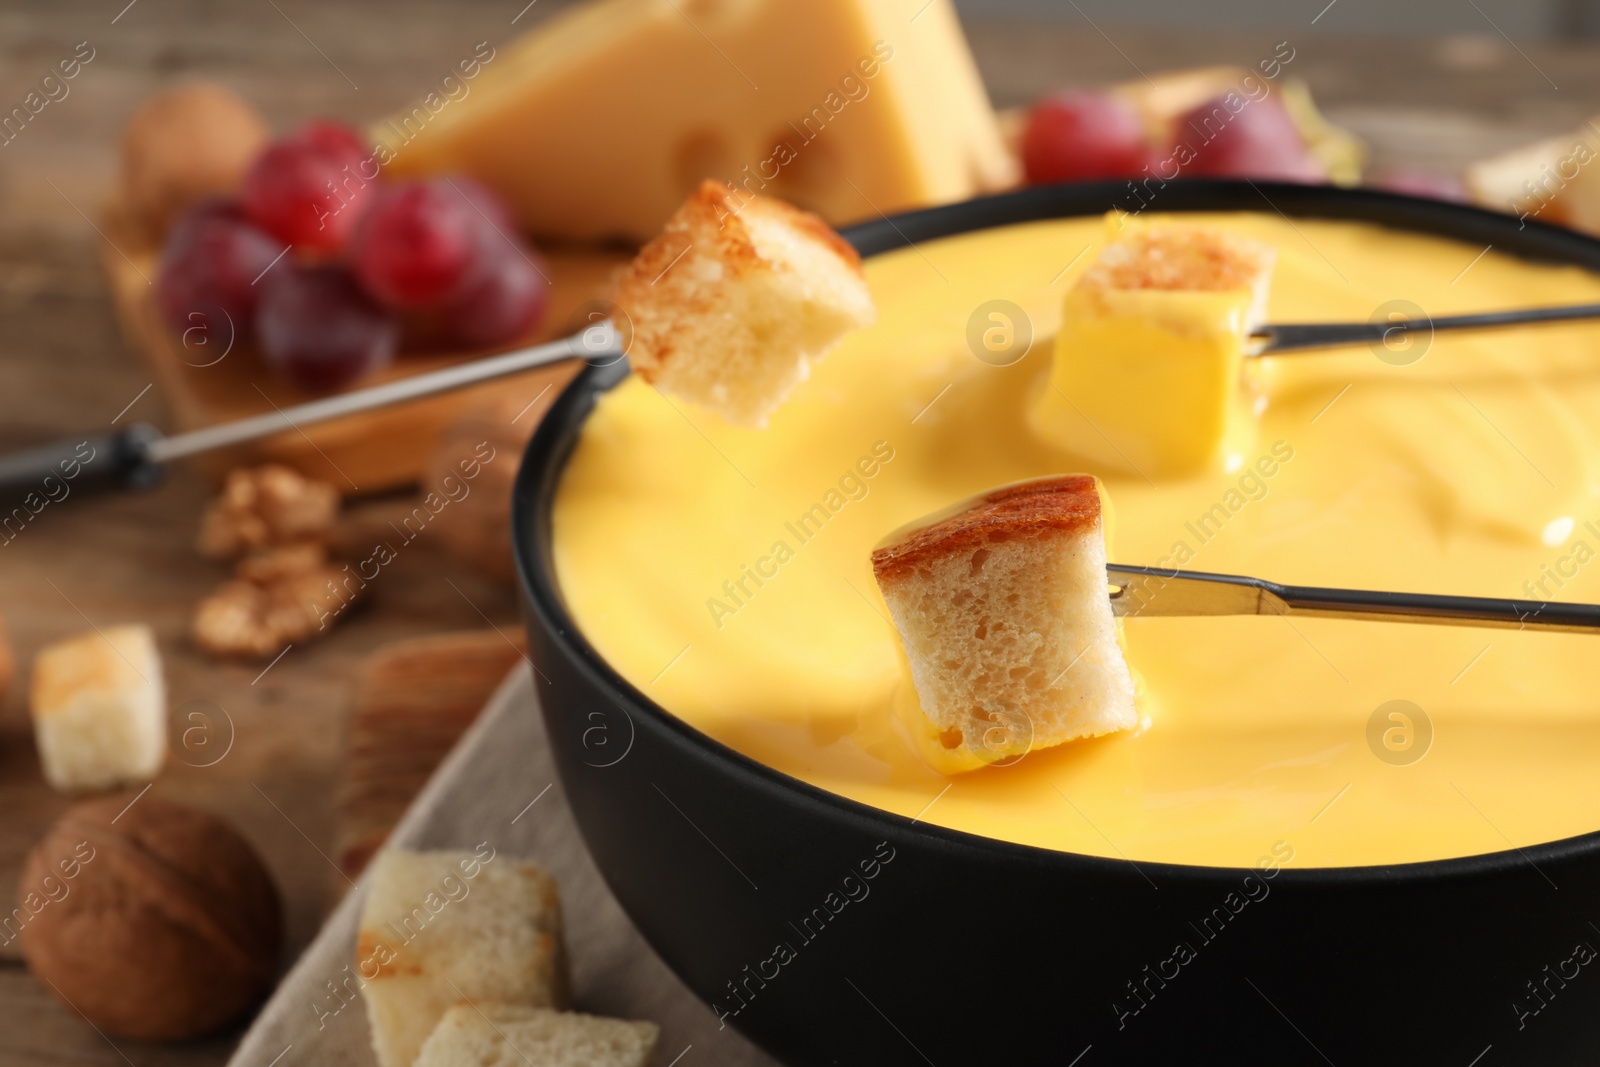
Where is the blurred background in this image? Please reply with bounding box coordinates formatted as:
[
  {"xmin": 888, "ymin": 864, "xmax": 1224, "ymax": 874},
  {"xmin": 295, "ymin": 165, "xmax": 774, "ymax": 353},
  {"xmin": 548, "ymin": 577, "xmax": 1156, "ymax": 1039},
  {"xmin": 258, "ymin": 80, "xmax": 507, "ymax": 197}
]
[
  {"xmin": 0, "ymin": 0, "xmax": 1588, "ymax": 273},
  {"xmin": 0, "ymin": 1, "xmax": 1590, "ymax": 1063},
  {"xmin": 957, "ymin": 0, "xmax": 1600, "ymax": 38}
]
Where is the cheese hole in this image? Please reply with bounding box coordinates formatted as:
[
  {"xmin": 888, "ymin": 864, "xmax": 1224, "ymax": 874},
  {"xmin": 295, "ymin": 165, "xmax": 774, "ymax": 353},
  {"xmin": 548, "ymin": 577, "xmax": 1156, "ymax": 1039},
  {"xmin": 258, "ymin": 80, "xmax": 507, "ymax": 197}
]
[
  {"xmin": 674, "ymin": 129, "xmax": 733, "ymax": 198},
  {"xmin": 764, "ymin": 129, "xmax": 841, "ymax": 214},
  {"xmin": 680, "ymin": 0, "xmax": 762, "ymax": 30}
]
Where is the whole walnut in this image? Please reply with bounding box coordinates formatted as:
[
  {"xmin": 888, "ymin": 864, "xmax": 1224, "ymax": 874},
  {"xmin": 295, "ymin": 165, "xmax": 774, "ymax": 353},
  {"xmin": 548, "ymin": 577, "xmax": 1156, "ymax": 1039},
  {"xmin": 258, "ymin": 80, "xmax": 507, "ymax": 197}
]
[
  {"xmin": 0, "ymin": 611, "xmax": 12, "ymax": 707},
  {"xmin": 19, "ymin": 793, "xmax": 282, "ymax": 1040},
  {"xmin": 120, "ymin": 82, "xmax": 269, "ymax": 239}
]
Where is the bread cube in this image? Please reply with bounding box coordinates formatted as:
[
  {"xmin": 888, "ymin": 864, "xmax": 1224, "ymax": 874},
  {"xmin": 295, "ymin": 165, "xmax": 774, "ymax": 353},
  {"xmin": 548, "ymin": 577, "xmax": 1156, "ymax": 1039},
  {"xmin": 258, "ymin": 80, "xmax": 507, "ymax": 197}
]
[
  {"xmin": 614, "ymin": 180, "xmax": 876, "ymax": 428},
  {"xmin": 30, "ymin": 625, "xmax": 166, "ymax": 792},
  {"xmin": 1463, "ymin": 127, "xmax": 1600, "ymax": 232},
  {"xmin": 358, "ymin": 849, "xmax": 568, "ymax": 1067},
  {"xmin": 871, "ymin": 476, "xmax": 1137, "ymax": 774},
  {"xmin": 416, "ymin": 1005, "xmax": 659, "ymax": 1067},
  {"xmin": 1029, "ymin": 220, "xmax": 1276, "ymax": 476}
]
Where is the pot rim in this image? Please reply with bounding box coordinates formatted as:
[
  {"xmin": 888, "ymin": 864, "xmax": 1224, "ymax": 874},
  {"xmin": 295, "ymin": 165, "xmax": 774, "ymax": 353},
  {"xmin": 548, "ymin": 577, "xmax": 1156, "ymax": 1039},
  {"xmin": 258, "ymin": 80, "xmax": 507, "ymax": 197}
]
[{"xmin": 511, "ymin": 177, "xmax": 1600, "ymax": 886}]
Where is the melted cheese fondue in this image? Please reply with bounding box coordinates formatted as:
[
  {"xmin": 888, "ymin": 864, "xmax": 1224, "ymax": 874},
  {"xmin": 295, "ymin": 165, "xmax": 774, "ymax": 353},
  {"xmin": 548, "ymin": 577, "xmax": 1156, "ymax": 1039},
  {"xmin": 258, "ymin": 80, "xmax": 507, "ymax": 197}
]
[{"xmin": 553, "ymin": 212, "xmax": 1600, "ymax": 868}]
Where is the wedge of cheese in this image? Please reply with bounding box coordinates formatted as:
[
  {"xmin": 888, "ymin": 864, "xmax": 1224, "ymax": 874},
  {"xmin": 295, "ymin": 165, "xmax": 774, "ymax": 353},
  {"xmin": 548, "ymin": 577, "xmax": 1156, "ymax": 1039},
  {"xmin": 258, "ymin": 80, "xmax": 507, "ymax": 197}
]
[
  {"xmin": 374, "ymin": 0, "xmax": 1014, "ymax": 242},
  {"xmin": 1029, "ymin": 217, "xmax": 1276, "ymax": 478}
]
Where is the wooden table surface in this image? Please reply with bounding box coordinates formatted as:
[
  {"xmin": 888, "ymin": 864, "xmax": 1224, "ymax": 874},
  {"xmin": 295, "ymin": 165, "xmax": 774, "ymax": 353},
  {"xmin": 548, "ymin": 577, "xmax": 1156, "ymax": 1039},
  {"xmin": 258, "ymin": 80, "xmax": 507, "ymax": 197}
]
[{"xmin": 0, "ymin": 3, "xmax": 1588, "ymax": 1064}]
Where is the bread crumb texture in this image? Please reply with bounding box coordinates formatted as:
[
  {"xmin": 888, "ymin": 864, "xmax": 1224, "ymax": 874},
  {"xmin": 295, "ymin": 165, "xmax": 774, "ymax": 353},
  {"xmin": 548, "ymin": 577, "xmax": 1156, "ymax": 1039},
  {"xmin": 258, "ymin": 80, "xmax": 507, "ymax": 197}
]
[
  {"xmin": 357, "ymin": 849, "xmax": 568, "ymax": 1067},
  {"xmin": 614, "ymin": 180, "xmax": 875, "ymax": 428},
  {"xmin": 416, "ymin": 1004, "xmax": 659, "ymax": 1067},
  {"xmin": 872, "ymin": 476, "xmax": 1137, "ymax": 758},
  {"xmin": 1082, "ymin": 223, "xmax": 1276, "ymax": 294},
  {"xmin": 29, "ymin": 624, "xmax": 166, "ymax": 791}
]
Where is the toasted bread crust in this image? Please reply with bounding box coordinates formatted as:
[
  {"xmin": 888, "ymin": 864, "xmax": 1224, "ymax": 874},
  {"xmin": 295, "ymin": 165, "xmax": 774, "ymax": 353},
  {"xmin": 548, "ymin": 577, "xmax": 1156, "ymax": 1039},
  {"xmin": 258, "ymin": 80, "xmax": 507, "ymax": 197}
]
[
  {"xmin": 1083, "ymin": 225, "xmax": 1274, "ymax": 293},
  {"xmin": 750, "ymin": 188, "xmax": 865, "ymax": 270},
  {"xmin": 871, "ymin": 475, "xmax": 1102, "ymax": 583},
  {"xmin": 681, "ymin": 180, "xmax": 864, "ymax": 273},
  {"xmin": 614, "ymin": 180, "xmax": 864, "ymax": 380},
  {"xmin": 32, "ymin": 631, "xmax": 135, "ymax": 717}
]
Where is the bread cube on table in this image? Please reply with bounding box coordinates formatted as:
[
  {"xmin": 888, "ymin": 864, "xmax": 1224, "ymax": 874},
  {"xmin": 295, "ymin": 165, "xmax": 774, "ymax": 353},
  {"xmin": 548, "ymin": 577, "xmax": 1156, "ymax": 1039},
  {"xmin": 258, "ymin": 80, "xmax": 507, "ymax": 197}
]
[
  {"xmin": 871, "ymin": 475, "xmax": 1138, "ymax": 774},
  {"xmin": 614, "ymin": 180, "xmax": 876, "ymax": 428},
  {"xmin": 29, "ymin": 624, "xmax": 166, "ymax": 792},
  {"xmin": 358, "ymin": 848, "xmax": 568, "ymax": 1067},
  {"xmin": 417, "ymin": 1005, "xmax": 659, "ymax": 1067}
]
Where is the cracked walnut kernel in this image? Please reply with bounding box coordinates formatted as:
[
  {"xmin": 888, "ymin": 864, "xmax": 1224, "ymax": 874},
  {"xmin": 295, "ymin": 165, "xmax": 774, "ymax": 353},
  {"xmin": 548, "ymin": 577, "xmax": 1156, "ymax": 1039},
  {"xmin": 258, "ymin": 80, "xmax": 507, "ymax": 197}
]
[
  {"xmin": 192, "ymin": 564, "xmax": 352, "ymax": 657},
  {"xmin": 234, "ymin": 541, "xmax": 328, "ymax": 583},
  {"xmin": 197, "ymin": 464, "xmax": 339, "ymax": 559}
]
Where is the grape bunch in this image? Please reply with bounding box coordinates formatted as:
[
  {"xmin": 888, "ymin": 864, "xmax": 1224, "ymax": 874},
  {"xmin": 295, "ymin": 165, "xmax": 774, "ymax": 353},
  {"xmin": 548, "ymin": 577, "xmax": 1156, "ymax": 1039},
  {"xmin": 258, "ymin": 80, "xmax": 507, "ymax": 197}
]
[
  {"xmin": 1020, "ymin": 89, "xmax": 1326, "ymax": 186},
  {"xmin": 156, "ymin": 119, "xmax": 548, "ymax": 390}
]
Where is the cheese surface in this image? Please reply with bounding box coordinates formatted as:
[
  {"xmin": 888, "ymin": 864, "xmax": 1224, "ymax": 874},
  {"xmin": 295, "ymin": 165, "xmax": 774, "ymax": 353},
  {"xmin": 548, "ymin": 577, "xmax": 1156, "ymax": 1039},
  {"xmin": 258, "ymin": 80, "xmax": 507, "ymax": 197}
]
[
  {"xmin": 1031, "ymin": 281, "xmax": 1262, "ymax": 477},
  {"xmin": 552, "ymin": 212, "xmax": 1600, "ymax": 868},
  {"xmin": 378, "ymin": 0, "xmax": 1013, "ymax": 241},
  {"xmin": 1030, "ymin": 219, "xmax": 1278, "ymax": 477}
]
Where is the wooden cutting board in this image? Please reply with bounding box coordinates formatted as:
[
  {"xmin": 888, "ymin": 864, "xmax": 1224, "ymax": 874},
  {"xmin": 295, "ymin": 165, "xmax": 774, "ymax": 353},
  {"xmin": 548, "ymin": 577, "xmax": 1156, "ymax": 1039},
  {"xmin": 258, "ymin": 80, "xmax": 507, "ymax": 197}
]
[
  {"xmin": 231, "ymin": 665, "xmax": 779, "ymax": 1067},
  {"xmin": 334, "ymin": 629, "xmax": 528, "ymax": 881},
  {"xmin": 100, "ymin": 200, "xmax": 631, "ymax": 495}
]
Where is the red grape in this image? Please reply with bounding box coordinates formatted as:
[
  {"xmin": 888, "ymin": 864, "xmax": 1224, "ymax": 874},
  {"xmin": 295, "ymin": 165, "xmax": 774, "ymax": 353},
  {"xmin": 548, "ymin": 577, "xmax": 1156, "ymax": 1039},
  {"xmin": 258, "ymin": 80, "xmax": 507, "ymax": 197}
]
[
  {"xmin": 442, "ymin": 175, "xmax": 520, "ymax": 235},
  {"xmin": 1171, "ymin": 94, "xmax": 1324, "ymax": 182},
  {"xmin": 242, "ymin": 120, "xmax": 377, "ymax": 255},
  {"xmin": 157, "ymin": 199, "xmax": 284, "ymax": 358},
  {"xmin": 1022, "ymin": 90, "xmax": 1150, "ymax": 184},
  {"xmin": 256, "ymin": 264, "xmax": 398, "ymax": 389},
  {"xmin": 351, "ymin": 180, "xmax": 478, "ymax": 311},
  {"xmin": 286, "ymin": 120, "xmax": 368, "ymax": 172},
  {"xmin": 436, "ymin": 238, "xmax": 550, "ymax": 348}
]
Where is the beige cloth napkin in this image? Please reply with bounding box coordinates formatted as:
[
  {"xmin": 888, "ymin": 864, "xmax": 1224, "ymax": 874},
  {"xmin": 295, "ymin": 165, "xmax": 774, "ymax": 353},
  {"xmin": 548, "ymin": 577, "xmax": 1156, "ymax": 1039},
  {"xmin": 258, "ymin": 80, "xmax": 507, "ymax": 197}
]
[{"xmin": 227, "ymin": 666, "xmax": 780, "ymax": 1067}]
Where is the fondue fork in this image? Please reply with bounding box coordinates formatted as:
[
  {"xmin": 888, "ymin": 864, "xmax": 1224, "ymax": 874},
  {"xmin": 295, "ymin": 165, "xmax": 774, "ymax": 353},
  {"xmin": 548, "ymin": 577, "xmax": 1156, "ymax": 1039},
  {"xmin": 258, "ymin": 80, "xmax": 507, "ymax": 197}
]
[
  {"xmin": 0, "ymin": 322, "xmax": 624, "ymax": 507},
  {"xmin": 1252, "ymin": 301, "xmax": 1600, "ymax": 355},
  {"xmin": 7, "ymin": 299, "xmax": 1600, "ymax": 505},
  {"xmin": 1108, "ymin": 563, "xmax": 1600, "ymax": 634}
]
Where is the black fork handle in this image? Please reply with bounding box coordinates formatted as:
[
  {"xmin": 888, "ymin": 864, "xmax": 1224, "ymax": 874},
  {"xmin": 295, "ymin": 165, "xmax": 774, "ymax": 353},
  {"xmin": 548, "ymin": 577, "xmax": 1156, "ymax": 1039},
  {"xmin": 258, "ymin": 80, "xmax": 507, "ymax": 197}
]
[{"xmin": 0, "ymin": 424, "xmax": 164, "ymax": 515}]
